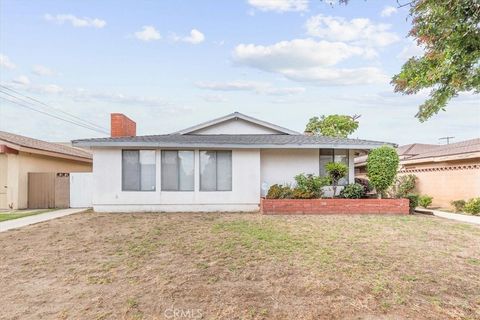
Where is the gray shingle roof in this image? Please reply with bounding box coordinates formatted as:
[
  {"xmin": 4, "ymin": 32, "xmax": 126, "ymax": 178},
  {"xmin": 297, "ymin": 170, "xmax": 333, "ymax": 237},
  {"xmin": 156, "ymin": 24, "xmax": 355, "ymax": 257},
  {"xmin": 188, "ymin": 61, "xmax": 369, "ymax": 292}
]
[{"xmin": 73, "ymin": 134, "xmax": 395, "ymax": 149}]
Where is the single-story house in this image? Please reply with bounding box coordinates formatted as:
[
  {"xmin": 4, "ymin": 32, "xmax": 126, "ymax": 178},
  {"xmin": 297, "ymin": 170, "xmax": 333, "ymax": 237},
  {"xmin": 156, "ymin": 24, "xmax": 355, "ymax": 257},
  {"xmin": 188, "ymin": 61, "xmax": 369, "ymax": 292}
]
[
  {"xmin": 355, "ymin": 139, "xmax": 480, "ymax": 208},
  {"xmin": 73, "ymin": 112, "xmax": 393, "ymax": 212},
  {"xmin": 0, "ymin": 131, "xmax": 92, "ymax": 210}
]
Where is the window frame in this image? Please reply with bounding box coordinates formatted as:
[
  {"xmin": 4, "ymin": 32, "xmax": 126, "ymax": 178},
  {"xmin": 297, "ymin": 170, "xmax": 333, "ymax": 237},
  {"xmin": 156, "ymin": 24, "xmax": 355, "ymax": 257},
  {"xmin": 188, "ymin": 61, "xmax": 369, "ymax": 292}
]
[
  {"xmin": 199, "ymin": 150, "xmax": 233, "ymax": 192},
  {"xmin": 121, "ymin": 149, "xmax": 157, "ymax": 192},
  {"xmin": 319, "ymin": 148, "xmax": 350, "ymax": 185},
  {"xmin": 160, "ymin": 150, "xmax": 195, "ymax": 192}
]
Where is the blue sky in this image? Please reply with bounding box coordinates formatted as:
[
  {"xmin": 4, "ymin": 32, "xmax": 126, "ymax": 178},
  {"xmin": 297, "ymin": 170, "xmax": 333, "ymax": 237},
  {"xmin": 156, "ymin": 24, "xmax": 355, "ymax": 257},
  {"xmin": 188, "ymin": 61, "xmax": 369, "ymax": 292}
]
[{"xmin": 0, "ymin": 0, "xmax": 478, "ymax": 144}]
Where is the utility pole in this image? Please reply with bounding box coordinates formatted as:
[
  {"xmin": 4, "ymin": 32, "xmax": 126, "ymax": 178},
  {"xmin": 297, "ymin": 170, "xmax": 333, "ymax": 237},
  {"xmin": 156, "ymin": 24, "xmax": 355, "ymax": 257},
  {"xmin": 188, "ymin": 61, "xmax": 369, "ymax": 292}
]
[{"xmin": 439, "ymin": 136, "xmax": 455, "ymax": 144}]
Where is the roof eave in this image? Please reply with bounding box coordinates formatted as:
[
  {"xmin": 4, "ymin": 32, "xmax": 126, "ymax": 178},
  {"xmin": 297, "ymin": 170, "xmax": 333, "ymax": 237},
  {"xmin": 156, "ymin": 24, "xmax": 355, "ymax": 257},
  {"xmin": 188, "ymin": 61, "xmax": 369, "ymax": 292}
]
[{"xmin": 72, "ymin": 141, "xmax": 389, "ymax": 150}]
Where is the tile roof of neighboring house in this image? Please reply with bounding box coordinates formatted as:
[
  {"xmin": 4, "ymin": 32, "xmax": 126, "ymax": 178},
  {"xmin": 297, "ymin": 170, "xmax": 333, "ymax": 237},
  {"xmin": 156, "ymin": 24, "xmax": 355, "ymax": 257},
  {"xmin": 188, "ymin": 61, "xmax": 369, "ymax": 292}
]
[
  {"xmin": 355, "ymin": 138, "xmax": 480, "ymax": 166},
  {"xmin": 0, "ymin": 131, "xmax": 92, "ymax": 160},
  {"xmin": 73, "ymin": 134, "xmax": 395, "ymax": 149},
  {"xmin": 396, "ymin": 143, "xmax": 440, "ymax": 157},
  {"xmin": 407, "ymin": 138, "xmax": 480, "ymax": 160}
]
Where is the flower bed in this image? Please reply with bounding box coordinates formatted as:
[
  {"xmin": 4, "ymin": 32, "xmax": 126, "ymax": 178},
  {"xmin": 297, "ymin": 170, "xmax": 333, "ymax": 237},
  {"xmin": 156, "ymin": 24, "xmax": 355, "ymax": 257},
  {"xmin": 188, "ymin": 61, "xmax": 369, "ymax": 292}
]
[{"xmin": 260, "ymin": 198, "xmax": 409, "ymax": 215}]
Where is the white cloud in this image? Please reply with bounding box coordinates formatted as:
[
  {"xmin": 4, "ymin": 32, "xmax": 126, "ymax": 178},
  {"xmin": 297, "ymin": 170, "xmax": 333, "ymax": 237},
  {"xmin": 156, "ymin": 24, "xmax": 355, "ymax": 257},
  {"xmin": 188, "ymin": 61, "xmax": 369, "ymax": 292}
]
[
  {"xmin": 232, "ymin": 38, "xmax": 387, "ymax": 85},
  {"xmin": 134, "ymin": 25, "xmax": 161, "ymax": 42},
  {"xmin": 44, "ymin": 14, "xmax": 106, "ymax": 28},
  {"xmin": 233, "ymin": 39, "xmax": 367, "ymax": 69},
  {"xmin": 196, "ymin": 80, "xmax": 306, "ymax": 95},
  {"xmin": 247, "ymin": 0, "xmax": 308, "ymax": 12},
  {"xmin": 172, "ymin": 29, "xmax": 205, "ymax": 44},
  {"xmin": 32, "ymin": 65, "xmax": 56, "ymax": 76},
  {"xmin": 12, "ymin": 75, "xmax": 30, "ymax": 85},
  {"xmin": 0, "ymin": 54, "xmax": 16, "ymax": 69},
  {"xmin": 305, "ymin": 15, "xmax": 399, "ymax": 47},
  {"xmin": 38, "ymin": 84, "xmax": 64, "ymax": 94},
  {"xmin": 71, "ymin": 89, "xmax": 174, "ymax": 108},
  {"xmin": 381, "ymin": 6, "xmax": 398, "ymax": 17},
  {"xmin": 278, "ymin": 67, "xmax": 388, "ymax": 85},
  {"xmin": 200, "ymin": 94, "xmax": 228, "ymax": 103},
  {"xmin": 397, "ymin": 40, "xmax": 425, "ymax": 61}
]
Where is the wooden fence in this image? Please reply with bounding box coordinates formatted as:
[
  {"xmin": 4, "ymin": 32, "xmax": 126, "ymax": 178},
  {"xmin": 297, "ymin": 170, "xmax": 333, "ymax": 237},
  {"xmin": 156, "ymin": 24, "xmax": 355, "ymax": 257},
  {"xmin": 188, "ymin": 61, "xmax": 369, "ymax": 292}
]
[{"xmin": 28, "ymin": 173, "xmax": 70, "ymax": 209}]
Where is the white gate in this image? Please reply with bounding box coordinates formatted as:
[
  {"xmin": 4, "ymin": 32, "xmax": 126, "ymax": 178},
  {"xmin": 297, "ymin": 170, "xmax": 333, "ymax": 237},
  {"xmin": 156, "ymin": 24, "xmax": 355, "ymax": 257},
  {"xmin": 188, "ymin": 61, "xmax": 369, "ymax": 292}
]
[{"xmin": 70, "ymin": 172, "xmax": 93, "ymax": 208}]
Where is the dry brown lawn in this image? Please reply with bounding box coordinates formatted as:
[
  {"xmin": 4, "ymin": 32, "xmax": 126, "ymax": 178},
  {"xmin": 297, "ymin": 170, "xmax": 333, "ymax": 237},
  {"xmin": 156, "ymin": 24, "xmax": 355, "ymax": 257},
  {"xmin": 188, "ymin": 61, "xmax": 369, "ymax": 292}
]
[{"xmin": 0, "ymin": 211, "xmax": 479, "ymax": 320}]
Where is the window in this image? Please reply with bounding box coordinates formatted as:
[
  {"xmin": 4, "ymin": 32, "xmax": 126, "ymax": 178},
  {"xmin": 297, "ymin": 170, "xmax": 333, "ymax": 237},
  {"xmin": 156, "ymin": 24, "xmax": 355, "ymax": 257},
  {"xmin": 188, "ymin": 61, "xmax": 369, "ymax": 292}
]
[
  {"xmin": 161, "ymin": 151, "xmax": 194, "ymax": 191},
  {"xmin": 122, "ymin": 150, "xmax": 156, "ymax": 191},
  {"xmin": 200, "ymin": 151, "xmax": 232, "ymax": 191},
  {"xmin": 319, "ymin": 149, "xmax": 349, "ymax": 185}
]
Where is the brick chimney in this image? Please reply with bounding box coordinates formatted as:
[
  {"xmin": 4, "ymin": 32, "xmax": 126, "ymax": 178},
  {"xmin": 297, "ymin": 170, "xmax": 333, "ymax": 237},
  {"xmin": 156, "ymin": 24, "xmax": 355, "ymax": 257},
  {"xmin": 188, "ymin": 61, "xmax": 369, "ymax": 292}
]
[{"xmin": 111, "ymin": 113, "xmax": 136, "ymax": 137}]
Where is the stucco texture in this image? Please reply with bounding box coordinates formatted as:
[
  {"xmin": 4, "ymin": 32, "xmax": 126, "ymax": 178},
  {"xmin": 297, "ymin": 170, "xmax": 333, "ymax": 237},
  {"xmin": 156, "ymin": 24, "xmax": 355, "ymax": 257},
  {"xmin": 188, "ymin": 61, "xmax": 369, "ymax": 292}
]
[{"xmin": 1, "ymin": 152, "xmax": 92, "ymax": 209}]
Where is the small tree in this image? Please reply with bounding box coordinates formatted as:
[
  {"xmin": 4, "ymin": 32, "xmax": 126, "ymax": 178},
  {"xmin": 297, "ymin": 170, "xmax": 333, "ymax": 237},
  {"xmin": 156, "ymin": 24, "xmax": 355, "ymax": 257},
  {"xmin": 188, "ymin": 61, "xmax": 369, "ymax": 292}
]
[
  {"xmin": 367, "ymin": 146, "xmax": 399, "ymax": 198},
  {"xmin": 325, "ymin": 162, "xmax": 348, "ymax": 197},
  {"xmin": 305, "ymin": 114, "xmax": 360, "ymax": 138}
]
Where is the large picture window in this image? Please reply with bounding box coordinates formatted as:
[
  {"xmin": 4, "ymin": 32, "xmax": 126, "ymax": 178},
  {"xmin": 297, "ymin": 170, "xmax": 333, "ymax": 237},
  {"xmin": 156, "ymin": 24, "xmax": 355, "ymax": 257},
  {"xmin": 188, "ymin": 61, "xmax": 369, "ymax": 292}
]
[
  {"xmin": 200, "ymin": 150, "xmax": 232, "ymax": 191},
  {"xmin": 161, "ymin": 150, "xmax": 194, "ymax": 191},
  {"xmin": 319, "ymin": 149, "xmax": 349, "ymax": 185},
  {"xmin": 122, "ymin": 150, "xmax": 156, "ymax": 191}
]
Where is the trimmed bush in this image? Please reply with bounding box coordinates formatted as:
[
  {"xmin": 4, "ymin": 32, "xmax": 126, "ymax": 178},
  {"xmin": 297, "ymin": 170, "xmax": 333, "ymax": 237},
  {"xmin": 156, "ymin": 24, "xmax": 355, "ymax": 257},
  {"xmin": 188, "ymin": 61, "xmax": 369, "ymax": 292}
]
[
  {"xmin": 464, "ymin": 198, "xmax": 480, "ymax": 215},
  {"xmin": 325, "ymin": 162, "xmax": 348, "ymax": 197},
  {"xmin": 406, "ymin": 194, "xmax": 419, "ymax": 214},
  {"xmin": 340, "ymin": 183, "xmax": 365, "ymax": 199},
  {"xmin": 451, "ymin": 200, "xmax": 466, "ymax": 213},
  {"xmin": 418, "ymin": 195, "xmax": 433, "ymax": 208},
  {"xmin": 367, "ymin": 146, "xmax": 399, "ymax": 198},
  {"xmin": 266, "ymin": 184, "xmax": 293, "ymax": 199},
  {"xmin": 294, "ymin": 173, "xmax": 329, "ymax": 199}
]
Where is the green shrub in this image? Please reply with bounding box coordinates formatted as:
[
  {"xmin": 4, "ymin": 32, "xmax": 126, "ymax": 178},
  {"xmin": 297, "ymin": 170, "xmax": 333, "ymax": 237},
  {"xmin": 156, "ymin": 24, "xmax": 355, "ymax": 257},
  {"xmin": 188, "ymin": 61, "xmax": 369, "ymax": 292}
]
[
  {"xmin": 325, "ymin": 162, "xmax": 348, "ymax": 197},
  {"xmin": 418, "ymin": 195, "xmax": 433, "ymax": 208},
  {"xmin": 464, "ymin": 198, "xmax": 480, "ymax": 215},
  {"xmin": 366, "ymin": 146, "xmax": 399, "ymax": 198},
  {"xmin": 293, "ymin": 173, "xmax": 329, "ymax": 199},
  {"xmin": 450, "ymin": 200, "xmax": 466, "ymax": 213},
  {"xmin": 355, "ymin": 178, "xmax": 372, "ymax": 193},
  {"xmin": 406, "ymin": 194, "xmax": 419, "ymax": 214},
  {"xmin": 389, "ymin": 174, "xmax": 417, "ymax": 198},
  {"xmin": 266, "ymin": 184, "xmax": 293, "ymax": 199},
  {"xmin": 339, "ymin": 183, "xmax": 365, "ymax": 199}
]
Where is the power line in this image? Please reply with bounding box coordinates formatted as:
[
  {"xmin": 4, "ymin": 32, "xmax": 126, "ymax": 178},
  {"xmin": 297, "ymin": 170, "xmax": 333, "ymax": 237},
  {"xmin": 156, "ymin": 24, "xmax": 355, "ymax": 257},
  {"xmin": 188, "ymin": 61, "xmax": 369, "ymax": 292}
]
[
  {"xmin": 0, "ymin": 95, "xmax": 109, "ymax": 135},
  {"xmin": 0, "ymin": 84, "xmax": 108, "ymax": 131}
]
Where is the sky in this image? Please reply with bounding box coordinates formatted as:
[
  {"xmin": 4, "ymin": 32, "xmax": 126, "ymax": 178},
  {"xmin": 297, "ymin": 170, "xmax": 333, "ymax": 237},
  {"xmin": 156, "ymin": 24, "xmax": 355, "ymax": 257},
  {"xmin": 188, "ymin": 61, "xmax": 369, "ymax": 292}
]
[{"xmin": 0, "ymin": 0, "xmax": 479, "ymax": 145}]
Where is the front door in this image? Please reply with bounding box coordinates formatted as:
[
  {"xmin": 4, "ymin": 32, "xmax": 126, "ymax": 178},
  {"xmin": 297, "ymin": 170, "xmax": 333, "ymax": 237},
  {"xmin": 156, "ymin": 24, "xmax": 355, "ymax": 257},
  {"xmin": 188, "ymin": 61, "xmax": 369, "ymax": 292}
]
[{"xmin": 0, "ymin": 155, "xmax": 8, "ymax": 209}]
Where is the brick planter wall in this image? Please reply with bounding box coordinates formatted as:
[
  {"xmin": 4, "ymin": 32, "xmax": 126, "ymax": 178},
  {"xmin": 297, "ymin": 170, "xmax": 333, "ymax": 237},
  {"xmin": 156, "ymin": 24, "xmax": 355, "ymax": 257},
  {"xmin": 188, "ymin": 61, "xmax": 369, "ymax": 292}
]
[{"xmin": 260, "ymin": 198, "xmax": 409, "ymax": 215}]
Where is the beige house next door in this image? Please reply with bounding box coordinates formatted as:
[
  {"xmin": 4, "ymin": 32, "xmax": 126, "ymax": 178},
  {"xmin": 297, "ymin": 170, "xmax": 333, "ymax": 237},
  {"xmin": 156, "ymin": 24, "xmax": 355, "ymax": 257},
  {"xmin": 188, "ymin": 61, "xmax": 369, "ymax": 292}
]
[{"xmin": 0, "ymin": 155, "xmax": 7, "ymax": 209}]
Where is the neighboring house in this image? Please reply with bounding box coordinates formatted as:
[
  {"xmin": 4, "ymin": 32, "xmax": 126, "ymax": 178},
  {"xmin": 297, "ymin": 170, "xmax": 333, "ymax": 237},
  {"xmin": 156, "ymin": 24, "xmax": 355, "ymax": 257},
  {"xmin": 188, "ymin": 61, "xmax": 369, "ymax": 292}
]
[
  {"xmin": 355, "ymin": 139, "xmax": 480, "ymax": 208},
  {"xmin": 73, "ymin": 112, "xmax": 392, "ymax": 212},
  {"xmin": 0, "ymin": 131, "xmax": 92, "ymax": 210}
]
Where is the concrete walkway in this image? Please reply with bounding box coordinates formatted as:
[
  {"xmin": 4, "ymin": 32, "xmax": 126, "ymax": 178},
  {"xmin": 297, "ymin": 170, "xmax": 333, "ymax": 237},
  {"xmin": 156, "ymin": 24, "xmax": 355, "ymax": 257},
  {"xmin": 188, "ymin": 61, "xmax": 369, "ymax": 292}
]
[
  {"xmin": 0, "ymin": 208, "xmax": 88, "ymax": 232},
  {"xmin": 417, "ymin": 208, "xmax": 480, "ymax": 225}
]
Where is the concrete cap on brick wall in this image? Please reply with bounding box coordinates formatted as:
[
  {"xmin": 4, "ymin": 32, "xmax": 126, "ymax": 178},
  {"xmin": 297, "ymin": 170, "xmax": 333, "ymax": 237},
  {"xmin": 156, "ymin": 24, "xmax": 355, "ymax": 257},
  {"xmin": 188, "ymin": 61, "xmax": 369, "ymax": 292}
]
[{"xmin": 111, "ymin": 113, "xmax": 136, "ymax": 137}]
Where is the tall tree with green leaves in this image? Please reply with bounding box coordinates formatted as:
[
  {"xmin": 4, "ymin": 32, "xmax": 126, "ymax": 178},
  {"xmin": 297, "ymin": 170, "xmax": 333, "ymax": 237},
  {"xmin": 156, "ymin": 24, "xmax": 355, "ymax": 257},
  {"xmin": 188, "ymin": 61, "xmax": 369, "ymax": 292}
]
[
  {"xmin": 336, "ymin": 0, "xmax": 480, "ymax": 121},
  {"xmin": 305, "ymin": 114, "xmax": 360, "ymax": 138}
]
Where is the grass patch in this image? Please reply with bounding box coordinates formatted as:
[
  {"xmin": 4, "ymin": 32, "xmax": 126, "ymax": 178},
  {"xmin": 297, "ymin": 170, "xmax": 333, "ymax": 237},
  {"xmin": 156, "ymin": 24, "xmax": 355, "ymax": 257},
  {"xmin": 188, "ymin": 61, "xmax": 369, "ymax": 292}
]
[{"xmin": 0, "ymin": 209, "xmax": 56, "ymax": 222}]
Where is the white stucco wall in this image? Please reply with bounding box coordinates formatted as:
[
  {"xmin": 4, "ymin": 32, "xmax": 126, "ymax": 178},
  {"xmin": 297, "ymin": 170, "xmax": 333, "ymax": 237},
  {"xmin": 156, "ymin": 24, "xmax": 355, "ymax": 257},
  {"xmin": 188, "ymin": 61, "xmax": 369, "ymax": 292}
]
[
  {"xmin": 92, "ymin": 148, "xmax": 261, "ymax": 212},
  {"xmin": 260, "ymin": 149, "xmax": 320, "ymax": 188},
  {"xmin": 260, "ymin": 148, "xmax": 356, "ymax": 197},
  {"xmin": 190, "ymin": 119, "xmax": 281, "ymax": 135}
]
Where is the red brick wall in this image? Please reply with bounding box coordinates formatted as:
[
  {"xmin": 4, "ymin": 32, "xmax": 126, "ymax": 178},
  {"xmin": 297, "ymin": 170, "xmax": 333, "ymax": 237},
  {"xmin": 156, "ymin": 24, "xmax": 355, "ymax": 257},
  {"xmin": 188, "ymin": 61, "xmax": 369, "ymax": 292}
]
[
  {"xmin": 111, "ymin": 113, "xmax": 136, "ymax": 137},
  {"xmin": 261, "ymin": 198, "xmax": 409, "ymax": 215}
]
